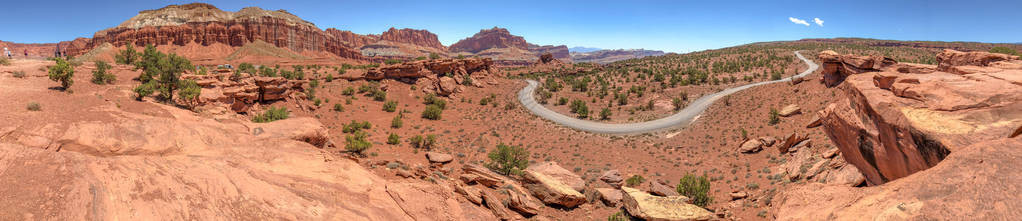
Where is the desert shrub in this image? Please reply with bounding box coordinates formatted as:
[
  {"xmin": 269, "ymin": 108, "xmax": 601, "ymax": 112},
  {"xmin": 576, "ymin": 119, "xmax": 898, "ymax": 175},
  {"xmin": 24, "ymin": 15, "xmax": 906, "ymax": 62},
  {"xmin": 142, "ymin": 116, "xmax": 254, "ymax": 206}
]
[
  {"xmin": 372, "ymin": 90, "xmax": 387, "ymax": 101},
  {"xmin": 768, "ymin": 108, "xmax": 780, "ymax": 125},
  {"xmin": 409, "ymin": 134, "xmax": 438, "ymax": 150},
  {"xmin": 770, "ymin": 71, "xmax": 782, "ymax": 80},
  {"xmin": 570, "ymin": 100, "xmax": 589, "ymax": 119},
  {"xmin": 429, "ymin": 53, "xmax": 441, "ymax": 60},
  {"xmin": 383, "ymin": 100, "xmax": 398, "ymax": 112},
  {"xmin": 422, "ymin": 104, "xmax": 443, "ymax": 120},
  {"xmin": 197, "ymin": 66, "xmax": 208, "ymax": 75},
  {"xmin": 91, "ymin": 61, "xmax": 115, "ymax": 85},
  {"xmin": 343, "ymin": 120, "xmax": 372, "ymax": 133},
  {"xmin": 387, "ymin": 133, "xmax": 401, "ymax": 145},
  {"xmin": 133, "ymin": 81, "xmax": 156, "ymax": 100},
  {"xmin": 114, "ymin": 42, "xmax": 139, "ymax": 65},
  {"xmin": 342, "ymin": 86, "xmax": 355, "ymax": 95},
  {"xmin": 673, "ymin": 97, "xmax": 684, "ymax": 110},
  {"xmin": 607, "ymin": 211, "xmax": 628, "ymax": 221},
  {"xmin": 345, "ymin": 131, "xmax": 372, "ymax": 157},
  {"xmin": 12, "ymin": 70, "xmax": 26, "ymax": 78},
  {"xmin": 422, "ymin": 93, "xmax": 447, "ymax": 109},
  {"xmin": 676, "ymin": 173, "xmax": 712, "ymax": 207},
  {"xmin": 391, "ymin": 114, "xmax": 403, "ymax": 128},
  {"xmin": 333, "ymin": 103, "xmax": 344, "ymax": 112},
  {"xmin": 177, "ymin": 79, "xmax": 201, "ymax": 108},
  {"xmin": 557, "ymin": 97, "xmax": 568, "ymax": 105},
  {"xmin": 252, "ymin": 106, "xmax": 289, "ymax": 123},
  {"xmin": 313, "ymin": 98, "xmax": 322, "ymax": 106},
  {"xmin": 384, "ymin": 59, "xmax": 403, "ymax": 65},
  {"xmin": 48, "ymin": 57, "xmax": 75, "ymax": 90},
  {"xmin": 325, "ymin": 73, "xmax": 334, "ymax": 82},
  {"xmin": 600, "ymin": 108, "xmax": 612, "ymax": 120},
  {"xmin": 237, "ymin": 63, "xmax": 256, "ymax": 75},
  {"xmin": 415, "ymin": 56, "xmax": 427, "ymax": 61},
  {"xmin": 309, "ymin": 79, "xmax": 320, "ymax": 88},
  {"xmin": 133, "ymin": 45, "xmax": 192, "ymax": 101},
  {"xmin": 456, "ymin": 54, "xmax": 465, "ymax": 59},
  {"xmin": 625, "ymin": 175, "xmax": 645, "ymax": 187},
  {"xmin": 486, "ymin": 143, "xmax": 529, "ymax": 176},
  {"xmin": 0, "ymin": 57, "xmax": 10, "ymax": 66},
  {"xmin": 462, "ymin": 76, "xmax": 473, "ymax": 85},
  {"xmin": 259, "ymin": 65, "xmax": 278, "ymax": 77},
  {"xmin": 26, "ymin": 102, "xmax": 41, "ymax": 111}
]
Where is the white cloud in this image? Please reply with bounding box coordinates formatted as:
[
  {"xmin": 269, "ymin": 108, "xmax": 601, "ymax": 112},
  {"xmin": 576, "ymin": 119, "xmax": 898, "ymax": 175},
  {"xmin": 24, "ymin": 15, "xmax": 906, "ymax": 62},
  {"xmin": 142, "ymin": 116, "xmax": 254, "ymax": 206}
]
[
  {"xmin": 789, "ymin": 17, "xmax": 810, "ymax": 26},
  {"xmin": 814, "ymin": 18, "xmax": 824, "ymax": 26}
]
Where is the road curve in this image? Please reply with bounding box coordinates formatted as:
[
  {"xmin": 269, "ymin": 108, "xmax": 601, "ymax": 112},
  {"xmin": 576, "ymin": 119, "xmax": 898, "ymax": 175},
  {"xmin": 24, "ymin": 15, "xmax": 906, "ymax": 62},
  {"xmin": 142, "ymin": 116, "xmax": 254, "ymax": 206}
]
[{"xmin": 517, "ymin": 51, "xmax": 819, "ymax": 134}]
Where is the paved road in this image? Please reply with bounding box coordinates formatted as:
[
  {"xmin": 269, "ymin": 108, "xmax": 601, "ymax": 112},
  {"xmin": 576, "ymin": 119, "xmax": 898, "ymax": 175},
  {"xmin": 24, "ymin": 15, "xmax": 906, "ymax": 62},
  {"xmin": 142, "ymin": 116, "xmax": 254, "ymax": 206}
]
[{"xmin": 518, "ymin": 51, "xmax": 819, "ymax": 134}]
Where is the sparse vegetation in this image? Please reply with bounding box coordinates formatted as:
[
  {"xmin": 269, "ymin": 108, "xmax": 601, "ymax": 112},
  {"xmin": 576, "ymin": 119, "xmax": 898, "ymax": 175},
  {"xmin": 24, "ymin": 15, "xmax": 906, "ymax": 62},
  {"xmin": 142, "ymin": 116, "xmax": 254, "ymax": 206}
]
[
  {"xmin": 625, "ymin": 175, "xmax": 645, "ymax": 187},
  {"xmin": 90, "ymin": 61, "xmax": 115, "ymax": 85},
  {"xmin": 345, "ymin": 131, "xmax": 371, "ymax": 157},
  {"xmin": 391, "ymin": 114, "xmax": 404, "ymax": 128},
  {"xmin": 26, "ymin": 102, "xmax": 41, "ymax": 111},
  {"xmin": 252, "ymin": 107, "xmax": 289, "ymax": 123},
  {"xmin": 382, "ymin": 100, "xmax": 398, "ymax": 112},
  {"xmin": 12, "ymin": 71, "xmax": 26, "ymax": 78},
  {"xmin": 768, "ymin": 108, "xmax": 780, "ymax": 125},
  {"xmin": 115, "ymin": 42, "xmax": 140, "ymax": 65},
  {"xmin": 333, "ymin": 103, "xmax": 344, "ymax": 112},
  {"xmin": 422, "ymin": 104, "xmax": 443, "ymax": 120},
  {"xmin": 409, "ymin": 134, "xmax": 438, "ymax": 150},
  {"xmin": 387, "ymin": 133, "xmax": 401, "ymax": 145},
  {"xmin": 343, "ymin": 120, "xmax": 372, "ymax": 133},
  {"xmin": 486, "ymin": 143, "xmax": 529, "ymax": 175},
  {"xmin": 177, "ymin": 79, "xmax": 201, "ymax": 108},
  {"xmin": 600, "ymin": 108, "xmax": 612, "ymax": 120},
  {"xmin": 569, "ymin": 100, "xmax": 589, "ymax": 119}
]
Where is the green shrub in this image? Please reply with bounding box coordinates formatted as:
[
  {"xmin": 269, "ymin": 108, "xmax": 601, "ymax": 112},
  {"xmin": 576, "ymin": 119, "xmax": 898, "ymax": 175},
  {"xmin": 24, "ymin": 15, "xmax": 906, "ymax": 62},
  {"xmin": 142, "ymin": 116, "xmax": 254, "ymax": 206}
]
[
  {"xmin": 673, "ymin": 97, "xmax": 684, "ymax": 110},
  {"xmin": 422, "ymin": 93, "xmax": 447, "ymax": 109},
  {"xmin": 345, "ymin": 131, "xmax": 372, "ymax": 157},
  {"xmin": 422, "ymin": 104, "xmax": 443, "ymax": 120},
  {"xmin": 768, "ymin": 108, "xmax": 780, "ymax": 125},
  {"xmin": 557, "ymin": 97, "xmax": 568, "ymax": 105},
  {"xmin": 237, "ymin": 63, "xmax": 256, "ymax": 75},
  {"xmin": 486, "ymin": 143, "xmax": 529, "ymax": 176},
  {"xmin": 343, "ymin": 120, "xmax": 372, "ymax": 133},
  {"xmin": 384, "ymin": 59, "xmax": 403, "ymax": 65},
  {"xmin": 990, "ymin": 47, "xmax": 1020, "ymax": 56},
  {"xmin": 342, "ymin": 86, "xmax": 355, "ymax": 95},
  {"xmin": 607, "ymin": 211, "xmax": 628, "ymax": 221},
  {"xmin": 177, "ymin": 79, "xmax": 201, "ymax": 108},
  {"xmin": 409, "ymin": 134, "xmax": 438, "ymax": 150},
  {"xmin": 12, "ymin": 70, "xmax": 25, "ymax": 78},
  {"xmin": 91, "ymin": 61, "xmax": 115, "ymax": 85},
  {"xmin": 333, "ymin": 103, "xmax": 344, "ymax": 112},
  {"xmin": 429, "ymin": 53, "xmax": 441, "ymax": 60},
  {"xmin": 387, "ymin": 133, "xmax": 401, "ymax": 145},
  {"xmin": 133, "ymin": 45, "xmax": 192, "ymax": 101},
  {"xmin": 600, "ymin": 108, "xmax": 612, "ymax": 120},
  {"xmin": 391, "ymin": 114, "xmax": 404, "ymax": 128},
  {"xmin": 0, "ymin": 57, "xmax": 10, "ymax": 66},
  {"xmin": 26, "ymin": 102, "xmax": 41, "ymax": 111},
  {"xmin": 133, "ymin": 81, "xmax": 156, "ymax": 100},
  {"xmin": 325, "ymin": 73, "xmax": 334, "ymax": 82},
  {"xmin": 252, "ymin": 107, "xmax": 289, "ymax": 123},
  {"xmin": 770, "ymin": 71, "xmax": 782, "ymax": 80},
  {"xmin": 383, "ymin": 100, "xmax": 398, "ymax": 112},
  {"xmin": 48, "ymin": 57, "xmax": 75, "ymax": 90},
  {"xmin": 372, "ymin": 90, "xmax": 387, "ymax": 101},
  {"xmin": 625, "ymin": 175, "xmax": 645, "ymax": 187},
  {"xmin": 259, "ymin": 65, "xmax": 278, "ymax": 77},
  {"xmin": 570, "ymin": 100, "xmax": 589, "ymax": 119},
  {"xmin": 415, "ymin": 56, "xmax": 427, "ymax": 61},
  {"xmin": 676, "ymin": 173, "xmax": 712, "ymax": 207}
]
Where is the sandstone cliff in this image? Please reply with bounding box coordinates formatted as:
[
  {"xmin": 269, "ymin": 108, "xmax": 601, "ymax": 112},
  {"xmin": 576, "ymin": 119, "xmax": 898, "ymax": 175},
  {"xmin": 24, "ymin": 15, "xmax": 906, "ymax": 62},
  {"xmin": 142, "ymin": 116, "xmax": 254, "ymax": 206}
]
[
  {"xmin": 60, "ymin": 3, "xmax": 365, "ymax": 60},
  {"xmin": 450, "ymin": 27, "xmax": 530, "ymax": 53},
  {"xmin": 380, "ymin": 27, "xmax": 446, "ymax": 50}
]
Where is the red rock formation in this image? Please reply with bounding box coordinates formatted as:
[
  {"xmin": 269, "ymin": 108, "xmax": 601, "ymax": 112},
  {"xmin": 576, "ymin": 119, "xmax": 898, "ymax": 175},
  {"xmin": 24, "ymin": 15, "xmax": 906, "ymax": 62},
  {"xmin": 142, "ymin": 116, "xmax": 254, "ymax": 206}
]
[
  {"xmin": 530, "ymin": 45, "xmax": 570, "ymax": 60},
  {"xmin": 325, "ymin": 28, "xmax": 378, "ymax": 48},
  {"xmin": 818, "ymin": 50, "xmax": 1022, "ymax": 185},
  {"xmin": 817, "ymin": 50, "xmax": 898, "ymax": 87},
  {"xmin": 60, "ymin": 3, "xmax": 365, "ymax": 60},
  {"xmin": 449, "ymin": 27, "xmax": 530, "ymax": 53},
  {"xmin": 181, "ymin": 72, "xmax": 306, "ymax": 113},
  {"xmin": 380, "ymin": 27, "xmax": 445, "ymax": 50},
  {"xmin": 0, "ymin": 41, "xmax": 59, "ymax": 57}
]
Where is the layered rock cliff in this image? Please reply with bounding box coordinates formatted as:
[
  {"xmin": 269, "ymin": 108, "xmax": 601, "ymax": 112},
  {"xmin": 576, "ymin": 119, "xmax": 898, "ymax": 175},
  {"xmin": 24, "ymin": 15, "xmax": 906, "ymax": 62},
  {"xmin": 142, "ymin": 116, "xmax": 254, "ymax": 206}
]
[
  {"xmin": 571, "ymin": 49, "xmax": 666, "ymax": 64},
  {"xmin": 380, "ymin": 27, "xmax": 445, "ymax": 50},
  {"xmin": 61, "ymin": 3, "xmax": 365, "ymax": 60},
  {"xmin": 450, "ymin": 27, "xmax": 530, "ymax": 53}
]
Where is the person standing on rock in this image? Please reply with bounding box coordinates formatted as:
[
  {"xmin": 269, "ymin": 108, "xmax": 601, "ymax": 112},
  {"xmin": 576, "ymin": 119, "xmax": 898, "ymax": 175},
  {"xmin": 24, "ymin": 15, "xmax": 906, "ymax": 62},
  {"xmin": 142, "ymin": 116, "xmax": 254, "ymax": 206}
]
[{"xmin": 3, "ymin": 47, "xmax": 9, "ymax": 59}]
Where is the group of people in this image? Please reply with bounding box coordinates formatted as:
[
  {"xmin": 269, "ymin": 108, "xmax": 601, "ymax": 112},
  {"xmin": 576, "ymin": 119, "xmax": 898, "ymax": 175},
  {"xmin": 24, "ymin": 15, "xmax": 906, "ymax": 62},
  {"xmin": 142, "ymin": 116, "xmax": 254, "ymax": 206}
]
[{"xmin": 3, "ymin": 47, "xmax": 31, "ymax": 59}]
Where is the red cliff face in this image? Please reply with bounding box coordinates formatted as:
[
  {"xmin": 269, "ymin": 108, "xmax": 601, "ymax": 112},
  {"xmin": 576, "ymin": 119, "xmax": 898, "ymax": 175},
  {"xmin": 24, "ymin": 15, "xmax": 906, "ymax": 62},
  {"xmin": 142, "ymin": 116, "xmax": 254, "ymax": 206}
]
[
  {"xmin": 449, "ymin": 27, "xmax": 530, "ymax": 53},
  {"xmin": 530, "ymin": 45, "xmax": 570, "ymax": 60},
  {"xmin": 325, "ymin": 28, "xmax": 378, "ymax": 48},
  {"xmin": 61, "ymin": 3, "xmax": 365, "ymax": 60},
  {"xmin": 379, "ymin": 27, "xmax": 445, "ymax": 50}
]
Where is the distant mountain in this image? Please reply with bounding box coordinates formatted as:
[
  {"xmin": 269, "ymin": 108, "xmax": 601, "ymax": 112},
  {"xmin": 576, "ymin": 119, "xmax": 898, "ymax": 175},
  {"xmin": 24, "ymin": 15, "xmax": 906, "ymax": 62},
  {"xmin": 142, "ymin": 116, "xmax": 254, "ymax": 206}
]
[
  {"xmin": 568, "ymin": 47, "xmax": 602, "ymax": 53},
  {"xmin": 449, "ymin": 27, "xmax": 570, "ymax": 64},
  {"xmin": 571, "ymin": 49, "xmax": 665, "ymax": 64}
]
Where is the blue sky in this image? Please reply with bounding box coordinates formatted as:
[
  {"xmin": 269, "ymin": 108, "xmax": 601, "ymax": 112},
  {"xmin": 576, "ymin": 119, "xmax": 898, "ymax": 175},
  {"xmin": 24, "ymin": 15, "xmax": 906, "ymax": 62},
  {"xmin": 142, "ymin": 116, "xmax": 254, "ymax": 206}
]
[{"xmin": 2, "ymin": 0, "xmax": 1019, "ymax": 53}]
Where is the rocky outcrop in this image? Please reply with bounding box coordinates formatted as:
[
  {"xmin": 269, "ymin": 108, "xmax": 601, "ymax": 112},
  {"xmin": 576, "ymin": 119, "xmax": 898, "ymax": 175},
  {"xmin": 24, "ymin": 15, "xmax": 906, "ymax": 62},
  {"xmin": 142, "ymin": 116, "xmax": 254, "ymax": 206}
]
[
  {"xmin": 450, "ymin": 27, "xmax": 530, "ymax": 53},
  {"xmin": 380, "ymin": 27, "xmax": 445, "ymax": 50},
  {"xmin": 61, "ymin": 3, "xmax": 365, "ymax": 60},
  {"xmin": 425, "ymin": 152, "xmax": 453, "ymax": 164},
  {"xmin": 524, "ymin": 161, "xmax": 586, "ymax": 192},
  {"xmin": 599, "ymin": 170, "xmax": 624, "ymax": 188},
  {"xmin": 596, "ymin": 188, "xmax": 624, "ymax": 206},
  {"xmin": 181, "ymin": 72, "xmax": 306, "ymax": 113},
  {"xmin": 817, "ymin": 50, "xmax": 898, "ymax": 87},
  {"xmin": 344, "ymin": 57, "xmax": 496, "ymax": 96},
  {"xmin": 325, "ymin": 28, "xmax": 378, "ymax": 48},
  {"xmin": 621, "ymin": 187, "xmax": 713, "ymax": 221},
  {"xmin": 530, "ymin": 45, "xmax": 570, "ymax": 61},
  {"xmin": 571, "ymin": 49, "xmax": 666, "ymax": 64},
  {"xmin": 819, "ymin": 50, "xmax": 1022, "ymax": 185}
]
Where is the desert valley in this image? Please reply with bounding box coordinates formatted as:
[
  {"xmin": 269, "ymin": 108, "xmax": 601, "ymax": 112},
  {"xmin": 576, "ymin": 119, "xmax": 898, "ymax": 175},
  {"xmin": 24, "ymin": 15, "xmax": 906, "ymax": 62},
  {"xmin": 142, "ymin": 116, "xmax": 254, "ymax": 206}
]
[{"xmin": 1, "ymin": 2, "xmax": 1020, "ymax": 221}]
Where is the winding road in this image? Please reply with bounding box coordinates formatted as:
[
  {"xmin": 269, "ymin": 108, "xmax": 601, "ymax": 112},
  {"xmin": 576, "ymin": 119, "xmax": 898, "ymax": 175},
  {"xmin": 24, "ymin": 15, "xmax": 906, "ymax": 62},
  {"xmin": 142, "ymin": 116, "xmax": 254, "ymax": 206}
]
[{"xmin": 517, "ymin": 51, "xmax": 819, "ymax": 134}]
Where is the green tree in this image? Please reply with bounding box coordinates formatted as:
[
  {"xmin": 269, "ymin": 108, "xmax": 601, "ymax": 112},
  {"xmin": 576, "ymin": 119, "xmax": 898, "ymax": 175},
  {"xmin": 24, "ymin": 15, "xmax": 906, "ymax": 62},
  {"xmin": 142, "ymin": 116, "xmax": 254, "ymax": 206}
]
[
  {"xmin": 48, "ymin": 57, "xmax": 74, "ymax": 91},
  {"xmin": 600, "ymin": 108, "xmax": 612, "ymax": 120},
  {"xmin": 91, "ymin": 61, "xmax": 115, "ymax": 85},
  {"xmin": 486, "ymin": 143, "xmax": 529, "ymax": 175},
  {"xmin": 676, "ymin": 173, "xmax": 712, "ymax": 207},
  {"xmin": 115, "ymin": 42, "xmax": 140, "ymax": 65}
]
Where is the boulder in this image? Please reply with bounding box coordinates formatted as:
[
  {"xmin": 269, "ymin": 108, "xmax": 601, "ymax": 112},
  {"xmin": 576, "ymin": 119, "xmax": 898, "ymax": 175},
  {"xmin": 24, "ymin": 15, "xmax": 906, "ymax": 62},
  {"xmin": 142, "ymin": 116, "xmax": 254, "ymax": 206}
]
[
  {"xmin": 822, "ymin": 148, "xmax": 840, "ymax": 159},
  {"xmin": 739, "ymin": 139, "xmax": 764, "ymax": 153},
  {"xmin": 779, "ymin": 104, "xmax": 801, "ymax": 117},
  {"xmin": 454, "ymin": 183, "xmax": 483, "ymax": 205},
  {"xmin": 646, "ymin": 179, "xmax": 679, "ymax": 197},
  {"xmin": 621, "ymin": 187, "xmax": 713, "ymax": 221},
  {"xmin": 600, "ymin": 170, "xmax": 624, "ymax": 188},
  {"xmin": 730, "ymin": 191, "xmax": 749, "ymax": 200},
  {"xmin": 760, "ymin": 136, "xmax": 777, "ymax": 147},
  {"xmin": 525, "ymin": 161, "xmax": 586, "ymax": 192},
  {"xmin": 778, "ymin": 132, "xmax": 808, "ymax": 154},
  {"xmin": 480, "ymin": 190, "xmax": 516, "ymax": 221},
  {"xmin": 426, "ymin": 152, "xmax": 453, "ymax": 164},
  {"xmin": 806, "ymin": 114, "xmax": 822, "ymax": 128},
  {"xmin": 521, "ymin": 169, "xmax": 587, "ymax": 208},
  {"xmin": 827, "ymin": 165, "xmax": 866, "ymax": 187},
  {"xmin": 595, "ymin": 188, "xmax": 624, "ymax": 207},
  {"xmin": 506, "ymin": 188, "xmax": 542, "ymax": 216},
  {"xmin": 936, "ymin": 49, "xmax": 1019, "ymax": 73},
  {"xmin": 437, "ymin": 76, "xmax": 460, "ymax": 96}
]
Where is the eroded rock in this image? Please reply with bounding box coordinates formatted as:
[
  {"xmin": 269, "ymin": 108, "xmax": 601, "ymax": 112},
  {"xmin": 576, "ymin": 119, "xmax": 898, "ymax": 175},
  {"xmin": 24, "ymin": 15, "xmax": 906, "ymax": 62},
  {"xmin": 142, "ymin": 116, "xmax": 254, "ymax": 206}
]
[{"xmin": 621, "ymin": 187, "xmax": 713, "ymax": 221}]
